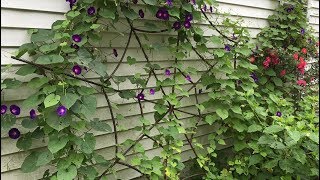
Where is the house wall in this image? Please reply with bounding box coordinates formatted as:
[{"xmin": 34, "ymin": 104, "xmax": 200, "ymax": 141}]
[{"xmin": 1, "ymin": 0, "xmax": 319, "ymax": 179}]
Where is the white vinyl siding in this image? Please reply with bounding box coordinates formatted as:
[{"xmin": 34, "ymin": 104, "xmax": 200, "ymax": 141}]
[{"xmin": 1, "ymin": 0, "xmax": 318, "ymax": 179}]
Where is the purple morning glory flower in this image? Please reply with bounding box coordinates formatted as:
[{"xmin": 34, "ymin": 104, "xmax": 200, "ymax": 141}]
[
  {"xmin": 30, "ymin": 109, "xmax": 37, "ymax": 119},
  {"xmin": 56, "ymin": 106, "xmax": 67, "ymax": 117},
  {"xmin": 224, "ymin": 45, "xmax": 231, "ymax": 52},
  {"xmin": 72, "ymin": 65, "xmax": 82, "ymax": 75},
  {"xmin": 300, "ymin": 28, "xmax": 305, "ymax": 35},
  {"xmin": 165, "ymin": 69, "xmax": 171, "ymax": 76},
  {"xmin": 87, "ymin": 7, "xmax": 96, "ymax": 16},
  {"xmin": 185, "ymin": 13, "xmax": 193, "ymax": 22},
  {"xmin": 276, "ymin": 111, "xmax": 282, "ymax": 117},
  {"xmin": 186, "ymin": 75, "xmax": 192, "ymax": 82},
  {"xmin": 162, "ymin": 10, "xmax": 169, "ymax": 20},
  {"xmin": 113, "ymin": 49, "xmax": 118, "ymax": 57},
  {"xmin": 166, "ymin": 0, "xmax": 173, "ymax": 7},
  {"xmin": 156, "ymin": 9, "xmax": 163, "ymax": 19},
  {"xmin": 139, "ymin": 9, "xmax": 144, "ymax": 18},
  {"xmin": 173, "ymin": 21, "xmax": 181, "ymax": 31},
  {"xmin": 8, "ymin": 128, "xmax": 20, "ymax": 139},
  {"xmin": 150, "ymin": 88, "xmax": 155, "ymax": 95},
  {"xmin": 132, "ymin": 0, "xmax": 138, "ymax": 4},
  {"xmin": 210, "ymin": 6, "xmax": 213, "ymax": 13},
  {"xmin": 136, "ymin": 93, "xmax": 145, "ymax": 100},
  {"xmin": 10, "ymin": 105, "xmax": 20, "ymax": 116},
  {"xmin": 184, "ymin": 21, "xmax": 191, "ymax": 29},
  {"xmin": 1, "ymin": 105, "xmax": 7, "ymax": 115},
  {"xmin": 72, "ymin": 34, "xmax": 82, "ymax": 43},
  {"xmin": 71, "ymin": 43, "xmax": 79, "ymax": 50},
  {"xmin": 156, "ymin": 8, "xmax": 169, "ymax": 20}
]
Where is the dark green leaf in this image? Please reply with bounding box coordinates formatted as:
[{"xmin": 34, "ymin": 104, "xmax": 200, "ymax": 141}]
[
  {"xmin": 16, "ymin": 65, "xmax": 37, "ymax": 76},
  {"xmin": 57, "ymin": 165, "xmax": 77, "ymax": 180},
  {"xmin": 36, "ymin": 150, "xmax": 53, "ymax": 166},
  {"xmin": 31, "ymin": 29, "xmax": 54, "ymax": 42},
  {"xmin": 16, "ymin": 135, "xmax": 32, "ymax": 150},
  {"xmin": 21, "ymin": 152, "xmax": 40, "ymax": 173},
  {"xmin": 81, "ymin": 133, "xmax": 96, "ymax": 154},
  {"xmin": 263, "ymin": 125, "xmax": 284, "ymax": 134},
  {"xmin": 48, "ymin": 134, "xmax": 69, "ymax": 154},
  {"xmin": 35, "ymin": 54, "xmax": 64, "ymax": 65},
  {"xmin": 21, "ymin": 119, "xmax": 37, "ymax": 129},
  {"xmin": 90, "ymin": 119, "xmax": 112, "ymax": 132},
  {"xmin": 60, "ymin": 93, "xmax": 79, "ymax": 109}
]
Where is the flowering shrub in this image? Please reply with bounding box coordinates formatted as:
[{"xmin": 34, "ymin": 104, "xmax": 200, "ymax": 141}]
[{"xmin": 1, "ymin": 0, "xmax": 318, "ymax": 179}]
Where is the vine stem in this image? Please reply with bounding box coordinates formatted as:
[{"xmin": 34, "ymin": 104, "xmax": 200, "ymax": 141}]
[
  {"xmin": 173, "ymin": 112, "xmax": 199, "ymax": 158},
  {"xmin": 200, "ymin": 9, "xmax": 237, "ymax": 43},
  {"xmin": 102, "ymin": 87, "xmax": 119, "ymax": 154},
  {"xmin": 104, "ymin": 29, "xmax": 133, "ymax": 83},
  {"xmin": 116, "ymin": 161, "xmax": 145, "ymax": 175},
  {"xmin": 10, "ymin": 56, "xmax": 121, "ymax": 93}
]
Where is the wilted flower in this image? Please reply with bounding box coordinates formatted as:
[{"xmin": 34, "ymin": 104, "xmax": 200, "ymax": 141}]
[
  {"xmin": 186, "ymin": 75, "xmax": 192, "ymax": 82},
  {"xmin": 71, "ymin": 43, "xmax": 79, "ymax": 50},
  {"xmin": 113, "ymin": 49, "xmax": 118, "ymax": 57},
  {"xmin": 30, "ymin": 109, "xmax": 37, "ymax": 119},
  {"xmin": 139, "ymin": 9, "xmax": 144, "ymax": 18},
  {"xmin": 150, "ymin": 88, "xmax": 155, "ymax": 95},
  {"xmin": 250, "ymin": 73, "xmax": 259, "ymax": 83},
  {"xmin": 224, "ymin": 45, "xmax": 231, "ymax": 52}
]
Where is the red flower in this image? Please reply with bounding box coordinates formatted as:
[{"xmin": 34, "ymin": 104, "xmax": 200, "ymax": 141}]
[
  {"xmin": 316, "ymin": 41, "xmax": 319, "ymax": 47},
  {"xmin": 293, "ymin": 53, "xmax": 299, "ymax": 60},
  {"xmin": 271, "ymin": 57, "xmax": 280, "ymax": 65},
  {"xmin": 263, "ymin": 60, "xmax": 270, "ymax": 68},
  {"xmin": 265, "ymin": 56, "xmax": 271, "ymax": 63},
  {"xmin": 297, "ymin": 79, "xmax": 306, "ymax": 86},
  {"xmin": 301, "ymin": 48, "xmax": 307, "ymax": 54},
  {"xmin": 297, "ymin": 57, "xmax": 307, "ymax": 74},
  {"xmin": 280, "ymin": 70, "xmax": 286, "ymax": 77}
]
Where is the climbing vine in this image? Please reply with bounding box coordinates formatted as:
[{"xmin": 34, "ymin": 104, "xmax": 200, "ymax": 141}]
[{"xmin": 1, "ymin": 0, "xmax": 318, "ymax": 179}]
